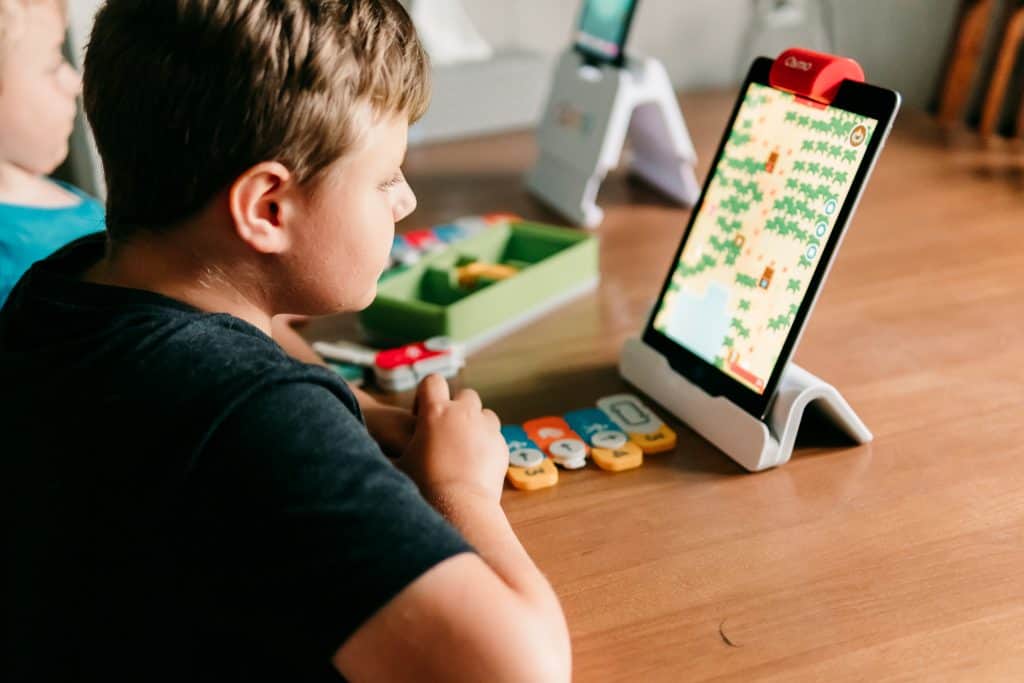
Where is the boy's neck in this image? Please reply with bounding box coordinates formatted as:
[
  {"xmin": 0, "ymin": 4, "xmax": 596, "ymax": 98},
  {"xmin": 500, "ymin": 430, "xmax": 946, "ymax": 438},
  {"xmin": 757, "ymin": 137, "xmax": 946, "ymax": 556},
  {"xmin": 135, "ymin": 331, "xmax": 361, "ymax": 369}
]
[
  {"xmin": 84, "ymin": 228, "xmax": 276, "ymax": 337},
  {"xmin": 0, "ymin": 162, "xmax": 81, "ymax": 208}
]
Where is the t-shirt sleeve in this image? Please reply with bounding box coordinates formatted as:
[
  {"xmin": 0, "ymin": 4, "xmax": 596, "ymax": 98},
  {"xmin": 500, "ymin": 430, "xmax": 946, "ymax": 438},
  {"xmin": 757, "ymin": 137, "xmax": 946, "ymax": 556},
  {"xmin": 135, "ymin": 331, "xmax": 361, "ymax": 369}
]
[{"xmin": 184, "ymin": 380, "xmax": 474, "ymax": 661}]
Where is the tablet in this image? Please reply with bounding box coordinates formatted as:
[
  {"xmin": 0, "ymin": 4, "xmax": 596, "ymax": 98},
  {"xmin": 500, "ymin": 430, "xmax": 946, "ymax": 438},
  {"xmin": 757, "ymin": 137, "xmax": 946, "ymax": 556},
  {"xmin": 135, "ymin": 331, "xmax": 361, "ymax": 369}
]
[
  {"xmin": 642, "ymin": 57, "xmax": 900, "ymax": 420},
  {"xmin": 574, "ymin": 0, "xmax": 639, "ymax": 66}
]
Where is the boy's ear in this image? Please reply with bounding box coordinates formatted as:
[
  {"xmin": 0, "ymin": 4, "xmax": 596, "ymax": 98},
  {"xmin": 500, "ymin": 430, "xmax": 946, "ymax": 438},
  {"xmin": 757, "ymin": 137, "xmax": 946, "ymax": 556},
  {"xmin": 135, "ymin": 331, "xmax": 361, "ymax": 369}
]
[{"xmin": 228, "ymin": 162, "xmax": 297, "ymax": 254}]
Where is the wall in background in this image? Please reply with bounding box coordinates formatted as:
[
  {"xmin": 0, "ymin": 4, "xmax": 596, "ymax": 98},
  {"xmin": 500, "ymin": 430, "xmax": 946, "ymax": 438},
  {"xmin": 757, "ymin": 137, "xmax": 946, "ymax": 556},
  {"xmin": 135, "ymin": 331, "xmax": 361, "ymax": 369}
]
[
  {"xmin": 63, "ymin": 1, "xmax": 961, "ymax": 191},
  {"xmin": 461, "ymin": 0, "xmax": 960, "ymax": 109},
  {"xmin": 65, "ymin": 0, "xmax": 104, "ymax": 196},
  {"xmin": 65, "ymin": 1, "xmax": 961, "ymax": 109}
]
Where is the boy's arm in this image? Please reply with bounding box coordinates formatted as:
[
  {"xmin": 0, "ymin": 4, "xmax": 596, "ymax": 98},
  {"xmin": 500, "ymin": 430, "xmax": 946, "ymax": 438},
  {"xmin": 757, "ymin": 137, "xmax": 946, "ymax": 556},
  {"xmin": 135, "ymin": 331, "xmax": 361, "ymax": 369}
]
[
  {"xmin": 333, "ymin": 376, "xmax": 571, "ymax": 682},
  {"xmin": 334, "ymin": 505, "xmax": 570, "ymax": 682},
  {"xmin": 270, "ymin": 315, "xmax": 414, "ymax": 457}
]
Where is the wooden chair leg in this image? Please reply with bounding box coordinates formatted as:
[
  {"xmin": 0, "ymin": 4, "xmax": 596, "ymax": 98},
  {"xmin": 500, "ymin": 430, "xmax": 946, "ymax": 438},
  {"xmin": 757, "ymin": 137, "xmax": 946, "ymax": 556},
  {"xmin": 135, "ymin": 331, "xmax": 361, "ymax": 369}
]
[
  {"xmin": 938, "ymin": 0, "xmax": 998, "ymax": 125},
  {"xmin": 1018, "ymin": 85, "xmax": 1024, "ymax": 139},
  {"xmin": 980, "ymin": 3, "xmax": 1024, "ymax": 137}
]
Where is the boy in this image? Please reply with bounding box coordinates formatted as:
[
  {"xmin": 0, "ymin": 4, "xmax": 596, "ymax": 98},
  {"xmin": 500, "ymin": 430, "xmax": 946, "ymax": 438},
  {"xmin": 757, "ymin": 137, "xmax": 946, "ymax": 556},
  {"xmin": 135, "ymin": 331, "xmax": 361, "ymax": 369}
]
[
  {"xmin": 0, "ymin": 0, "xmax": 104, "ymax": 305},
  {"xmin": 0, "ymin": 2, "xmax": 570, "ymax": 682}
]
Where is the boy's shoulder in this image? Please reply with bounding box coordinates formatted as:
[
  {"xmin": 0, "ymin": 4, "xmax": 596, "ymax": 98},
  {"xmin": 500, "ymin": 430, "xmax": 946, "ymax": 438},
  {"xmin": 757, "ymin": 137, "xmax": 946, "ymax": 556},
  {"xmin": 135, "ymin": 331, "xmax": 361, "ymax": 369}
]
[{"xmin": 0, "ymin": 234, "xmax": 360, "ymax": 458}]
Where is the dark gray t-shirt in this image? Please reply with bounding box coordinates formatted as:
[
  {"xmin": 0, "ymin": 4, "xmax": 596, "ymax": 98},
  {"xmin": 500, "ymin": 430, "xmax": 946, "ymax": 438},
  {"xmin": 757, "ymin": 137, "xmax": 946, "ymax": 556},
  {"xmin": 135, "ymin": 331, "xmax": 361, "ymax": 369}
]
[{"xmin": 0, "ymin": 234, "xmax": 472, "ymax": 682}]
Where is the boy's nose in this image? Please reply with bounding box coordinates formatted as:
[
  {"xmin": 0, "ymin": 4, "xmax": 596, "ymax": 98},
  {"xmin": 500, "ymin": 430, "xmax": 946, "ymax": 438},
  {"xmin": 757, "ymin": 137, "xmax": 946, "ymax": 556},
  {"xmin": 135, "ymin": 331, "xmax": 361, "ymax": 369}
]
[{"xmin": 393, "ymin": 183, "xmax": 417, "ymax": 223}]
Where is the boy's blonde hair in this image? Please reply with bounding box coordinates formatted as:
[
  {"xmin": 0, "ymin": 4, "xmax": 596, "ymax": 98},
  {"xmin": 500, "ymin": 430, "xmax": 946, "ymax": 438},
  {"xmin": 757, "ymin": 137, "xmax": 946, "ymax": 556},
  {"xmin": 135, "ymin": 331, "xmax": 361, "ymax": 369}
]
[{"xmin": 83, "ymin": 0, "xmax": 430, "ymax": 240}]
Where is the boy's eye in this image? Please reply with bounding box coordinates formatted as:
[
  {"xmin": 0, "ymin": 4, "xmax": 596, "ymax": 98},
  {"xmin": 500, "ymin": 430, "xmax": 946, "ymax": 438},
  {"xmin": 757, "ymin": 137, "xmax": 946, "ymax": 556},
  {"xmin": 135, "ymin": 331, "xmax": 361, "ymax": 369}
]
[{"xmin": 379, "ymin": 171, "xmax": 405, "ymax": 191}]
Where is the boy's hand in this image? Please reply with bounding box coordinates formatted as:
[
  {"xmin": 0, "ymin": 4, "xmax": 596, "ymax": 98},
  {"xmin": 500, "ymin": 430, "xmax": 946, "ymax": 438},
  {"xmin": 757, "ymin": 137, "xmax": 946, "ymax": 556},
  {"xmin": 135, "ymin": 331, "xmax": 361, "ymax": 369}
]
[
  {"xmin": 399, "ymin": 374, "xmax": 508, "ymax": 503},
  {"xmin": 362, "ymin": 404, "xmax": 416, "ymax": 459}
]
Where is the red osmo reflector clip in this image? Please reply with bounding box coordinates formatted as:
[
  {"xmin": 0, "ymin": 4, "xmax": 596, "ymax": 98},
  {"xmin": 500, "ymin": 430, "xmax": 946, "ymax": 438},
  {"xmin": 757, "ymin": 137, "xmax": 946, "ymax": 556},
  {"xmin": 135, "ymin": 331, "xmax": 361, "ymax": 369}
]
[{"xmin": 769, "ymin": 47, "xmax": 865, "ymax": 105}]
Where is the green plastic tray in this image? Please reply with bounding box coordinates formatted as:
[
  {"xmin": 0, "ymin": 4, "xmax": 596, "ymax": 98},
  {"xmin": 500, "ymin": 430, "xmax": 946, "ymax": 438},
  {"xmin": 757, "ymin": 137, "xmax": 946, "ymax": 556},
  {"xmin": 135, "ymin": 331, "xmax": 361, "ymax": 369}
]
[{"xmin": 361, "ymin": 221, "xmax": 599, "ymax": 348}]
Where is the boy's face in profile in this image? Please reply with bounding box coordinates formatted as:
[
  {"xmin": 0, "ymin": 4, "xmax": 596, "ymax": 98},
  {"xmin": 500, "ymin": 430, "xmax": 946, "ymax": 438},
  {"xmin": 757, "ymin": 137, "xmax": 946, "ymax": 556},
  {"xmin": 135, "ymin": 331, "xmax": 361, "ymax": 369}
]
[
  {"xmin": 284, "ymin": 113, "xmax": 417, "ymax": 315},
  {"xmin": 0, "ymin": 1, "xmax": 80, "ymax": 175}
]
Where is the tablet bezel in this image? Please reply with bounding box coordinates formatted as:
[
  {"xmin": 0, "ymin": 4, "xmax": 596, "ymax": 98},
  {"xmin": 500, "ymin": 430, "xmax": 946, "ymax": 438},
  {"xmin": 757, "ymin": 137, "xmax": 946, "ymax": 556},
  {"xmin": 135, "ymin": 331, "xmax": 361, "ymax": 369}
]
[
  {"xmin": 641, "ymin": 57, "xmax": 901, "ymax": 420},
  {"xmin": 573, "ymin": 0, "xmax": 640, "ymax": 67}
]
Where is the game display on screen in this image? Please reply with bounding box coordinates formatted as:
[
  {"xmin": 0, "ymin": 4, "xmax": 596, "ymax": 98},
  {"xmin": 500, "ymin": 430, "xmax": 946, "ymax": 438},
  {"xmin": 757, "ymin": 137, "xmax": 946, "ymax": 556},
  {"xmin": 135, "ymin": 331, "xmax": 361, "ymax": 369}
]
[
  {"xmin": 651, "ymin": 83, "xmax": 878, "ymax": 394},
  {"xmin": 575, "ymin": 0, "xmax": 637, "ymax": 61}
]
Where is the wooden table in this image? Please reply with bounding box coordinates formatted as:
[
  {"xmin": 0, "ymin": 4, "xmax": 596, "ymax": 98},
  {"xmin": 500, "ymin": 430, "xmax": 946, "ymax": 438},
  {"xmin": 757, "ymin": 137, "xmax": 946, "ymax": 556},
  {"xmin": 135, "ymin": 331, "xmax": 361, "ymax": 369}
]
[{"xmin": 309, "ymin": 90, "xmax": 1024, "ymax": 681}]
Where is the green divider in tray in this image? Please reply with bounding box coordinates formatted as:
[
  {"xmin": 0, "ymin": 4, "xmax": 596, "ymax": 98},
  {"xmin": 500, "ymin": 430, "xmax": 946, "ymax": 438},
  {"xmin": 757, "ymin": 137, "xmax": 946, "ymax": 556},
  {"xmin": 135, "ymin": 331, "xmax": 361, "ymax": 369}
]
[{"xmin": 361, "ymin": 221, "xmax": 599, "ymax": 345}]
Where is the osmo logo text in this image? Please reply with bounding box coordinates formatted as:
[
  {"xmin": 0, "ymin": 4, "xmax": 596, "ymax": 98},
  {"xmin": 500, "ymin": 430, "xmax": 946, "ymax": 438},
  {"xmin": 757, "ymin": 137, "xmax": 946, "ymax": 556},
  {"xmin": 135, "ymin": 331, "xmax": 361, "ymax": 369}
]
[{"xmin": 785, "ymin": 56, "xmax": 813, "ymax": 71}]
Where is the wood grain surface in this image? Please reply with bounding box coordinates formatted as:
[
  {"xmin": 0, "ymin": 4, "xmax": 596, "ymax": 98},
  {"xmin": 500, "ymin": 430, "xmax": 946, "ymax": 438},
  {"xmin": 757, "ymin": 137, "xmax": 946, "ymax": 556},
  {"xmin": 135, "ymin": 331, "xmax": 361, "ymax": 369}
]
[{"xmin": 306, "ymin": 89, "xmax": 1024, "ymax": 682}]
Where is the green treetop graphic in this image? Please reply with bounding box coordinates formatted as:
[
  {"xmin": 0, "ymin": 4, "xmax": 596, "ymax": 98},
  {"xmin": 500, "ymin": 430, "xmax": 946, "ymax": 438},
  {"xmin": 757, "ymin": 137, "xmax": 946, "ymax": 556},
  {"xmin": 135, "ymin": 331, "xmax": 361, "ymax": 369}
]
[
  {"xmin": 787, "ymin": 278, "xmax": 801, "ymax": 293},
  {"xmin": 739, "ymin": 299, "xmax": 751, "ymax": 311},
  {"xmin": 731, "ymin": 179, "xmax": 763, "ymax": 202},
  {"xmin": 721, "ymin": 195, "xmax": 751, "ymax": 215},
  {"xmin": 709, "ymin": 236, "xmax": 742, "ymax": 266},
  {"xmin": 724, "ymin": 155, "xmax": 764, "ymax": 176},
  {"xmin": 798, "ymin": 182, "xmax": 821, "ymax": 201},
  {"xmin": 677, "ymin": 253, "xmax": 718, "ymax": 278},
  {"xmin": 736, "ymin": 273, "xmax": 758, "ymax": 288},
  {"xmin": 730, "ymin": 317, "xmax": 751, "ymax": 339},
  {"xmin": 716, "ymin": 216, "xmax": 742, "ymax": 234},
  {"xmin": 767, "ymin": 304, "xmax": 800, "ymax": 333},
  {"xmin": 743, "ymin": 91, "xmax": 768, "ymax": 108},
  {"xmin": 765, "ymin": 216, "xmax": 808, "ymax": 242},
  {"xmin": 795, "ymin": 200, "xmax": 815, "ymax": 220},
  {"xmin": 729, "ymin": 130, "xmax": 752, "ymax": 146}
]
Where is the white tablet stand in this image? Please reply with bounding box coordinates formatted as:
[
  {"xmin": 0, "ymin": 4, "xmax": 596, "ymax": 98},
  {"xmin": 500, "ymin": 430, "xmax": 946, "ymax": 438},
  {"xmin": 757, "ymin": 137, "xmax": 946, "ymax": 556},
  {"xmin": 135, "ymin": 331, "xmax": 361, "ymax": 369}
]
[
  {"xmin": 617, "ymin": 48, "xmax": 883, "ymax": 472},
  {"xmin": 620, "ymin": 338, "xmax": 871, "ymax": 472},
  {"xmin": 525, "ymin": 48, "xmax": 700, "ymax": 228}
]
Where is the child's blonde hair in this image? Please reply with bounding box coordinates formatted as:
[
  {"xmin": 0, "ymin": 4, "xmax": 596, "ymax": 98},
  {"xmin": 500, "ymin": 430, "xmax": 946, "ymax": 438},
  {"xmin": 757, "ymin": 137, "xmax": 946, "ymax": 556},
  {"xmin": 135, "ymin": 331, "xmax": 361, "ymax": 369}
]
[{"xmin": 82, "ymin": 0, "xmax": 431, "ymax": 240}]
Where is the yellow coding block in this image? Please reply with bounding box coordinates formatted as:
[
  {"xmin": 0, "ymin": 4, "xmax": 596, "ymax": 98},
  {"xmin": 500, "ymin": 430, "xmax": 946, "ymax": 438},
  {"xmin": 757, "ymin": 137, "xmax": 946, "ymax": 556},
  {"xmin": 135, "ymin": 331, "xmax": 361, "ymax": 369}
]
[
  {"xmin": 628, "ymin": 424, "xmax": 677, "ymax": 454},
  {"xmin": 507, "ymin": 458, "xmax": 559, "ymax": 491},
  {"xmin": 591, "ymin": 442, "xmax": 644, "ymax": 472}
]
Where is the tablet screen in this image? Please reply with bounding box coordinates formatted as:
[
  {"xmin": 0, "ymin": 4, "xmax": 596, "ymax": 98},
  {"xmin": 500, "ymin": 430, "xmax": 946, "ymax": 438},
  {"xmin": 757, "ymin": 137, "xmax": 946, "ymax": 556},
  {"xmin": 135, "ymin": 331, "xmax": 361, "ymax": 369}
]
[
  {"xmin": 650, "ymin": 82, "xmax": 879, "ymax": 395},
  {"xmin": 575, "ymin": 0, "xmax": 638, "ymax": 63}
]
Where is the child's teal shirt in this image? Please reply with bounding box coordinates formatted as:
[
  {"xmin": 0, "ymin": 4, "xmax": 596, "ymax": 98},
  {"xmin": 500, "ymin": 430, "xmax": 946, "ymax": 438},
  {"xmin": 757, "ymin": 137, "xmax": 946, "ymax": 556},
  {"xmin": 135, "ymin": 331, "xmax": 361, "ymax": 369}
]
[{"xmin": 0, "ymin": 180, "xmax": 104, "ymax": 306}]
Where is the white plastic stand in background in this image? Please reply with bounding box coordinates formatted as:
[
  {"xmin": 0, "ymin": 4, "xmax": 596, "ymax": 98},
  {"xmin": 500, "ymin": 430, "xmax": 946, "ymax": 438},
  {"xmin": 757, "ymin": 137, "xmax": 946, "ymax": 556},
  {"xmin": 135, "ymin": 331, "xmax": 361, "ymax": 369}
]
[
  {"xmin": 619, "ymin": 337, "xmax": 872, "ymax": 472},
  {"xmin": 526, "ymin": 49, "xmax": 701, "ymax": 229}
]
